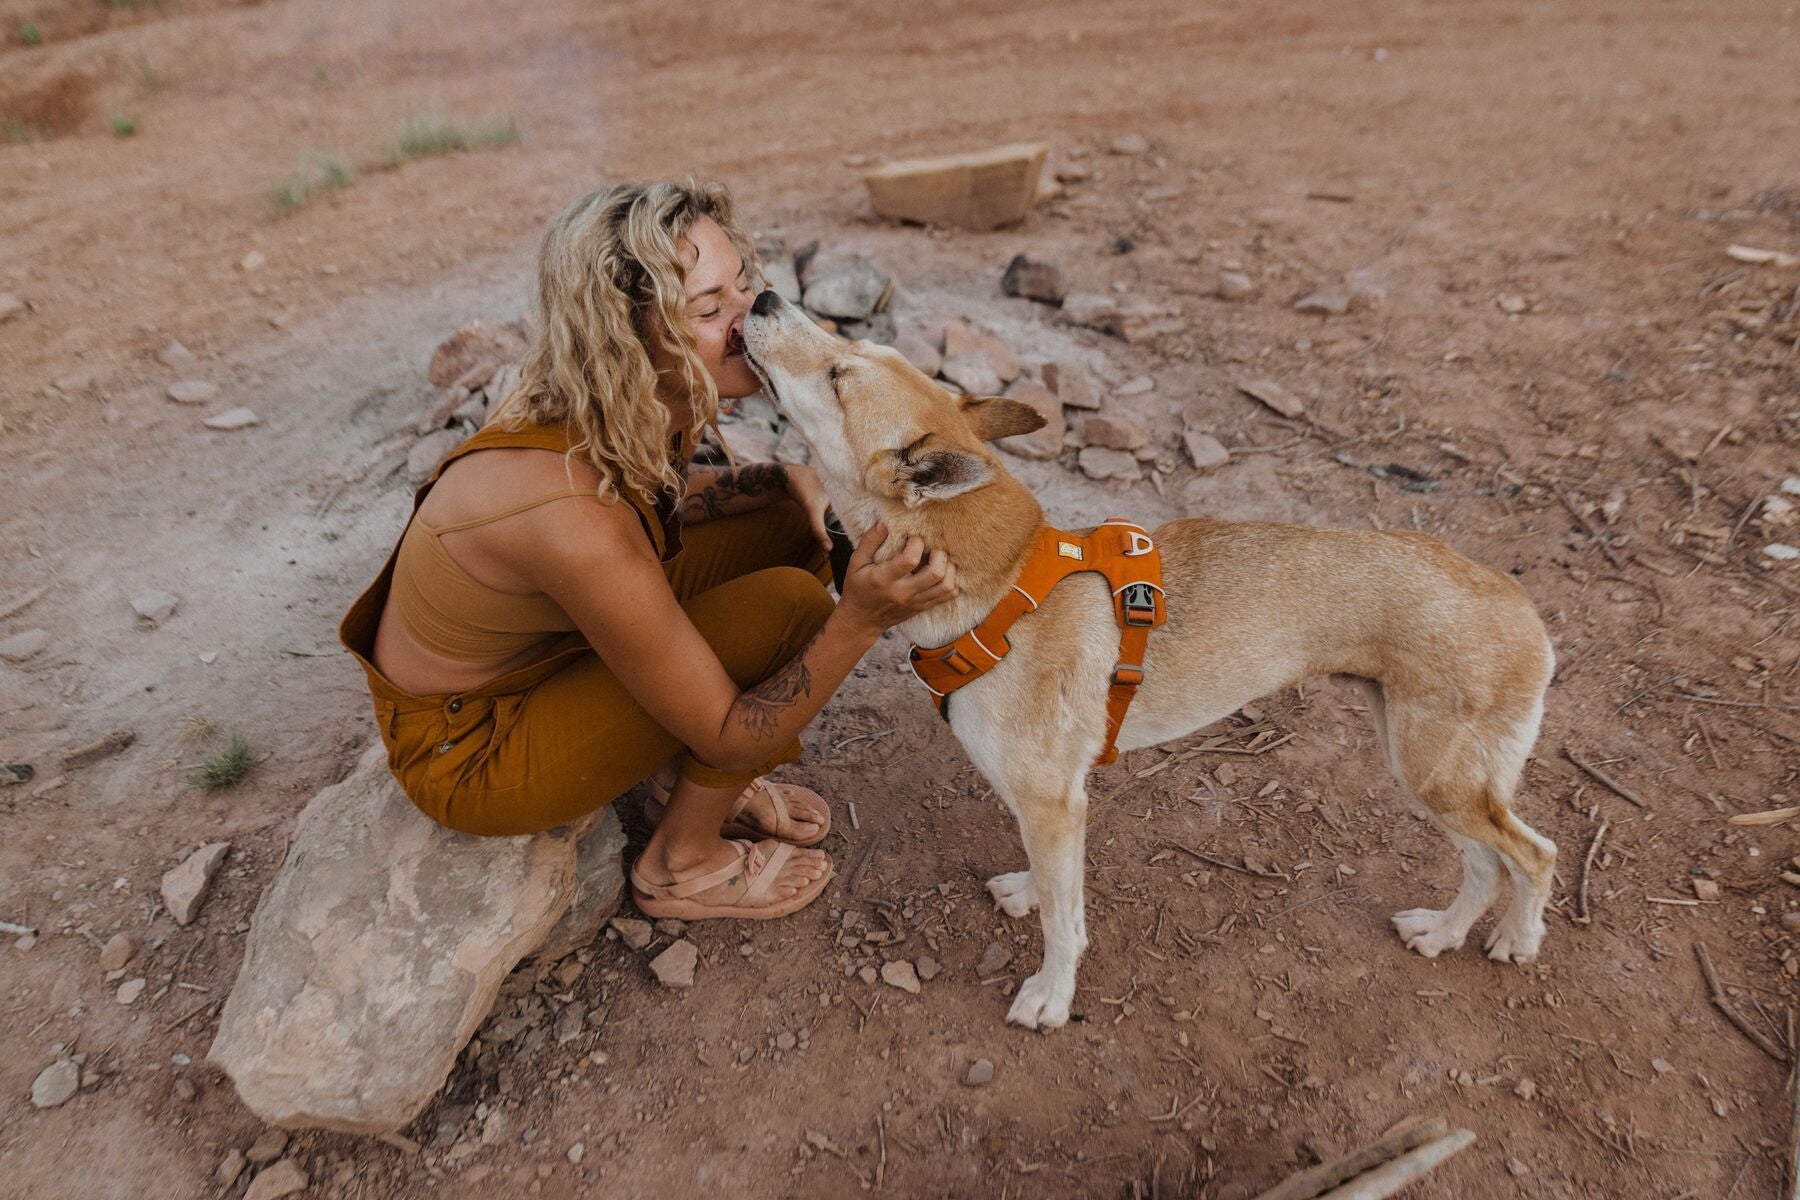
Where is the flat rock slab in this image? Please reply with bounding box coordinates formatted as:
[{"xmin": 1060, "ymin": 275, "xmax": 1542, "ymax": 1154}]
[
  {"xmin": 162, "ymin": 842, "xmax": 229, "ymax": 925},
  {"xmin": 209, "ymin": 743, "xmax": 576, "ymax": 1133},
  {"xmin": 864, "ymin": 143, "xmax": 1047, "ymax": 231}
]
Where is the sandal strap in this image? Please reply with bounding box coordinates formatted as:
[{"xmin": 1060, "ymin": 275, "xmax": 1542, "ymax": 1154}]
[
  {"xmin": 740, "ymin": 841, "xmax": 795, "ymax": 906},
  {"xmin": 640, "ymin": 839, "xmax": 761, "ymax": 901},
  {"xmin": 729, "ymin": 778, "xmax": 787, "ymax": 827}
]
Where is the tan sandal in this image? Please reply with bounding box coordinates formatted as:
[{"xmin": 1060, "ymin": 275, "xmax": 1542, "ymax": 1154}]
[
  {"xmin": 641, "ymin": 776, "xmax": 832, "ymax": 848},
  {"xmin": 630, "ymin": 838, "xmax": 833, "ymax": 921}
]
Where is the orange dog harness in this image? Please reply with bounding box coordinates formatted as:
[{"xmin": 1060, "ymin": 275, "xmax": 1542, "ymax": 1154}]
[{"xmin": 907, "ymin": 519, "xmax": 1167, "ymax": 766}]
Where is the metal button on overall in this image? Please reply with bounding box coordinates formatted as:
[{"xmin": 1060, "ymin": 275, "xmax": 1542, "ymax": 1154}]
[
  {"xmin": 438, "ymin": 740, "xmax": 454, "ymax": 754},
  {"xmin": 448, "ymin": 698, "xmax": 462, "ymax": 714}
]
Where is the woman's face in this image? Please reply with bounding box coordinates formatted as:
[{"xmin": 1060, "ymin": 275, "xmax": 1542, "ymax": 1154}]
[{"xmin": 673, "ymin": 215, "xmax": 760, "ymax": 402}]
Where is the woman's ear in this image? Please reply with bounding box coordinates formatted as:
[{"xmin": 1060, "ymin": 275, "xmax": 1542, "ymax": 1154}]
[{"xmin": 958, "ymin": 395, "xmax": 1048, "ymax": 441}]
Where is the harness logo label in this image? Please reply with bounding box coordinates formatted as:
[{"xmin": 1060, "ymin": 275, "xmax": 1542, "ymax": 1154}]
[{"xmin": 1057, "ymin": 541, "xmax": 1084, "ymax": 560}]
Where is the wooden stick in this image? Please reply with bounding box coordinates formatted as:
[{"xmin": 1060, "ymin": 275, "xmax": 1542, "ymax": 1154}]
[
  {"xmin": 1564, "ymin": 749, "xmax": 1648, "ymax": 809},
  {"xmin": 1574, "ymin": 822, "xmax": 1608, "ymax": 925},
  {"xmin": 1317, "ymin": 1130, "xmax": 1477, "ymax": 1200},
  {"xmin": 847, "ymin": 833, "xmax": 881, "ymax": 893},
  {"xmin": 1551, "ymin": 482, "xmax": 1625, "ymax": 568},
  {"xmin": 1667, "ymin": 691, "xmax": 1800, "ymax": 715},
  {"xmin": 1694, "ymin": 943, "xmax": 1790, "ymax": 1063},
  {"xmin": 1252, "ymin": 1118, "xmax": 1450, "ymax": 1200}
]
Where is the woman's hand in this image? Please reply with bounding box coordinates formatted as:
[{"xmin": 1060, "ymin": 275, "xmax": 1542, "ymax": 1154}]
[
  {"xmin": 783, "ymin": 464, "xmax": 834, "ymax": 553},
  {"xmin": 836, "ymin": 521, "xmax": 958, "ymax": 638}
]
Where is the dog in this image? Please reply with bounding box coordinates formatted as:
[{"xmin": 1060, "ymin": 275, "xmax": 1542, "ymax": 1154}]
[{"xmin": 743, "ymin": 289, "xmax": 1558, "ymax": 1031}]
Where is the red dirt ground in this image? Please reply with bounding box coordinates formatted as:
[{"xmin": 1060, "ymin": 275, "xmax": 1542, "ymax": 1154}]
[{"xmin": 2, "ymin": 1, "xmax": 1797, "ymax": 1196}]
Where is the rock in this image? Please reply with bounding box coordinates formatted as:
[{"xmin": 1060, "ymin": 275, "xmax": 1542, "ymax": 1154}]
[
  {"xmin": 162, "ymin": 842, "xmax": 229, "ymax": 925},
  {"xmin": 863, "ymin": 143, "xmax": 1047, "ymax": 231},
  {"xmin": 63, "ymin": 729, "xmax": 135, "ymax": 769},
  {"xmin": 553, "ymin": 1003, "xmax": 585, "ymax": 1045},
  {"xmin": 1506, "ymin": 1158, "xmax": 1531, "ymax": 1179},
  {"xmin": 532, "ymin": 807, "xmax": 625, "ymax": 963},
  {"xmin": 943, "ymin": 323, "xmax": 1020, "ymax": 384},
  {"xmin": 1496, "ymin": 293, "xmax": 1530, "ymax": 315},
  {"xmin": 1078, "ymin": 446, "xmax": 1141, "ymax": 482},
  {"xmin": 995, "ymin": 383, "xmax": 1064, "ymax": 462},
  {"xmin": 0, "ymin": 293, "xmax": 24, "ymax": 324},
  {"xmin": 1513, "ymin": 1078, "xmax": 1538, "ymax": 1099},
  {"xmin": 203, "ymin": 408, "xmax": 261, "ymax": 431},
  {"xmin": 239, "ymin": 250, "xmax": 267, "ymax": 273},
  {"xmin": 1041, "ymin": 361, "xmax": 1099, "ymax": 411},
  {"xmin": 1236, "ymin": 378, "xmax": 1305, "ymax": 419},
  {"xmin": 130, "ymin": 590, "xmax": 181, "ymax": 625},
  {"xmin": 653, "ymin": 918, "xmax": 686, "ymax": 938},
  {"xmin": 802, "ymin": 258, "xmax": 891, "ymax": 321},
  {"xmin": 167, "ymin": 380, "xmax": 219, "ymax": 405},
  {"xmin": 245, "ymin": 1129, "xmax": 289, "ymax": 1165},
  {"xmin": 216, "ymin": 1149, "xmax": 247, "ymax": 1188},
  {"xmin": 1692, "ymin": 878, "xmax": 1721, "ymax": 901},
  {"xmin": 775, "ymin": 1031, "xmax": 797, "ymax": 1051},
  {"xmin": 857, "ymin": 965, "xmax": 878, "ymax": 985},
  {"xmin": 174, "ymin": 1077, "xmax": 197, "ymax": 1101},
  {"xmin": 157, "ymin": 340, "xmax": 197, "ymax": 370},
  {"xmin": 99, "ymin": 932, "xmax": 139, "ymax": 972},
  {"xmin": 773, "ymin": 425, "xmax": 812, "ymax": 467},
  {"xmin": 650, "ymin": 940, "xmax": 698, "ymax": 989},
  {"xmin": 567, "ymin": 1142, "xmax": 585, "ymax": 1165},
  {"xmin": 893, "ymin": 326, "xmax": 943, "ymax": 376},
  {"xmin": 609, "ymin": 917, "xmax": 653, "ymax": 950},
  {"xmin": 451, "ymin": 397, "xmax": 487, "ymax": 427},
  {"xmin": 939, "ymin": 354, "xmax": 1002, "ymax": 397},
  {"xmin": 1059, "ymin": 293, "xmax": 1173, "ymax": 342},
  {"xmin": 1294, "ymin": 285, "xmax": 1350, "ymax": 317},
  {"xmin": 208, "ymin": 744, "xmax": 576, "ymax": 1133},
  {"xmin": 977, "ymin": 943, "xmax": 1012, "ymax": 976},
  {"xmin": 1081, "ymin": 414, "xmax": 1147, "ymax": 451},
  {"xmin": 0, "ymin": 629, "xmax": 51, "ymax": 662},
  {"xmin": 838, "ymin": 310, "xmax": 897, "ymax": 345},
  {"xmin": 31, "ymin": 1059, "xmax": 80, "ymax": 1108},
  {"xmin": 1783, "ymin": 912, "xmax": 1800, "ymax": 933},
  {"xmin": 1108, "ymin": 133, "xmax": 1149, "ymax": 155},
  {"xmin": 1183, "ymin": 431, "xmax": 1230, "ymax": 470},
  {"xmin": 762, "ymin": 256, "xmax": 802, "ymax": 304},
  {"xmin": 1345, "ymin": 268, "xmax": 1389, "ymax": 308},
  {"xmin": 964, "ymin": 1058, "xmax": 994, "ymax": 1087},
  {"xmin": 406, "ymin": 429, "xmax": 464, "ymax": 484},
  {"xmin": 1215, "ymin": 271, "xmax": 1256, "ymax": 301},
  {"xmin": 880, "ymin": 960, "xmax": 921, "ymax": 994},
  {"xmin": 1115, "ymin": 375, "xmax": 1154, "ymax": 397},
  {"xmin": 1001, "ymin": 255, "xmax": 1065, "ymax": 305},
  {"xmin": 243, "ymin": 1160, "xmax": 308, "ymax": 1200},
  {"xmin": 1766, "ymin": 543, "xmax": 1799, "ymax": 561},
  {"xmin": 429, "ymin": 321, "xmax": 528, "ymax": 390},
  {"xmin": 116, "ymin": 977, "xmax": 147, "ymax": 1005},
  {"xmin": 916, "ymin": 955, "xmax": 941, "ymax": 982}
]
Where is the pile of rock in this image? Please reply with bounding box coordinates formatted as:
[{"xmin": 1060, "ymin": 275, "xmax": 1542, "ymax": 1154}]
[{"xmin": 405, "ymin": 319, "xmax": 530, "ymax": 483}]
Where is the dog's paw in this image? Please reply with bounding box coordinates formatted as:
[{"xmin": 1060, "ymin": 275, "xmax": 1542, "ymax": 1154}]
[
  {"xmin": 986, "ymin": 871, "xmax": 1038, "ymax": 919},
  {"xmin": 1390, "ymin": 908, "xmax": 1468, "ymax": 958},
  {"xmin": 1005, "ymin": 971, "xmax": 1073, "ymax": 1031},
  {"xmin": 1483, "ymin": 919, "xmax": 1545, "ymax": 965}
]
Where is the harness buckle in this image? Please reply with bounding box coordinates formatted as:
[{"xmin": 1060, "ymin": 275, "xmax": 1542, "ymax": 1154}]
[
  {"xmin": 1120, "ymin": 582, "xmax": 1159, "ymax": 627},
  {"xmin": 1111, "ymin": 662, "xmax": 1145, "ymax": 687},
  {"xmin": 1123, "ymin": 530, "xmax": 1155, "ymax": 557}
]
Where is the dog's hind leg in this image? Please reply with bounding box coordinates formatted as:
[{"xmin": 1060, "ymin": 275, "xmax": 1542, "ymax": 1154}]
[
  {"xmin": 1000, "ymin": 774, "xmax": 1090, "ymax": 1031},
  {"xmin": 1379, "ymin": 683, "xmax": 1556, "ymax": 963}
]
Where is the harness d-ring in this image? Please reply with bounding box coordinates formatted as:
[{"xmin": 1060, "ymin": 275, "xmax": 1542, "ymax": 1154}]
[{"xmin": 1123, "ymin": 530, "xmax": 1155, "ymax": 557}]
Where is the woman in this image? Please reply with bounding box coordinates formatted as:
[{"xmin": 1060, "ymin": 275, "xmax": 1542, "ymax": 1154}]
[{"xmin": 339, "ymin": 181, "xmax": 956, "ymax": 921}]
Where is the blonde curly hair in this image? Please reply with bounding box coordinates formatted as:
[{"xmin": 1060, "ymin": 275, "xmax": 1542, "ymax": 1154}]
[{"xmin": 497, "ymin": 180, "xmax": 761, "ymax": 505}]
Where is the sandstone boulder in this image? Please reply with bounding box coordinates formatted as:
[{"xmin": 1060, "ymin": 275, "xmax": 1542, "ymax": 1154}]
[
  {"xmin": 209, "ymin": 743, "xmax": 576, "ymax": 1133},
  {"xmin": 531, "ymin": 806, "xmax": 625, "ymax": 963},
  {"xmin": 863, "ymin": 143, "xmax": 1047, "ymax": 231}
]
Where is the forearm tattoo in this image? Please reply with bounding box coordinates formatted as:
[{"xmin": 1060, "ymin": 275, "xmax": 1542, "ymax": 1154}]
[
  {"xmin": 682, "ymin": 462, "xmax": 789, "ymax": 523},
  {"xmin": 733, "ymin": 634, "xmax": 817, "ymax": 741}
]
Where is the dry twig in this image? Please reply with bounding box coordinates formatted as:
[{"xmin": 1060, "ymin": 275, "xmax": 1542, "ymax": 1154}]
[
  {"xmin": 1564, "ymin": 748, "xmax": 1648, "ymax": 809},
  {"xmin": 1694, "ymin": 942, "xmax": 1790, "ymax": 1063},
  {"xmin": 1574, "ymin": 822, "xmax": 1608, "ymax": 925}
]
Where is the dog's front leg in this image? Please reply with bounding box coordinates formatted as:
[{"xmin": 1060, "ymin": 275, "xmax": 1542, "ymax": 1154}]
[{"xmin": 1004, "ymin": 779, "xmax": 1089, "ymax": 1031}]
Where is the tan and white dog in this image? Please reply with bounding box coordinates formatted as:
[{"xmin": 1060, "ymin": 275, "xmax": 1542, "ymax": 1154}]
[{"xmin": 743, "ymin": 290, "xmax": 1558, "ymax": 1031}]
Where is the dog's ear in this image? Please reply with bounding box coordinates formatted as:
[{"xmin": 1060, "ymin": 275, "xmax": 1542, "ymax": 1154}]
[
  {"xmin": 958, "ymin": 395, "xmax": 1047, "ymax": 442},
  {"xmin": 879, "ymin": 435, "xmax": 994, "ymax": 507}
]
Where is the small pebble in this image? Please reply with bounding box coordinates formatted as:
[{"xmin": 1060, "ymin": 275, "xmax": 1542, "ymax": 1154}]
[{"xmin": 964, "ymin": 1059, "xmax": 995, "ymax": 1087}]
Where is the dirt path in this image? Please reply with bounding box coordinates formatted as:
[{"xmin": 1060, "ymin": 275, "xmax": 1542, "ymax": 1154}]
[{"xmin": 3, "ymin": 1, "xmax": 1797, "ymax": 1196}]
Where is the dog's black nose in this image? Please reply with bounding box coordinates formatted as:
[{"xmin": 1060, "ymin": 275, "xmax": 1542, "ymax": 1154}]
[{"xmin": 751, "ymin": 289, "xmax": 782, "ymax": 317}]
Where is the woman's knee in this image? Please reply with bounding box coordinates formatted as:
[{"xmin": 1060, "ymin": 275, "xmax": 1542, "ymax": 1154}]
[{"xmin": 762, "ymin": 565, "xmax": 834, "ymax": 640}]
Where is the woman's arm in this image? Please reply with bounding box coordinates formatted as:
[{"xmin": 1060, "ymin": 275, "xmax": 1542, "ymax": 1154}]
[
  {"xmin": 503, "ymin": 497, "xmax": 953, "ymax": 775},
  {"xmin": 680, "ymin": 462, "xmax": 788, "ymax": 523}
]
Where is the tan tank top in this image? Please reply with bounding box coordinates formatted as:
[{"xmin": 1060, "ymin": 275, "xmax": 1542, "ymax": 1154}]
[{"xmin": 386, "ymin": 419, "xmax": 684, "ymax": 663}]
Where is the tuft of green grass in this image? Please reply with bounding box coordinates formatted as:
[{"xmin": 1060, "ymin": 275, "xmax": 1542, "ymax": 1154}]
[
  {"xmin": 4, "ymin": 119, "xmax": 33, "ymax": 144},
  {"xmin": 109, "ymin": 113, "xmax": 138, "ymax": 137},
  {"xmin": 19, "ymin": 22, "xmax": 41, "ymax": 45},
  {"xmin": 384, "ymin": 114, "xmax": 519, "ymax": 166},
  {"xmin": 272, "ymin": 154, "xmax": 356, "ymax": 214},
  {"xmin": 191, "ymin": 730, "xmax": 253, "ymax": 790}
]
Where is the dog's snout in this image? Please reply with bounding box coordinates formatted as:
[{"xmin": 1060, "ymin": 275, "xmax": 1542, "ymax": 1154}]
[{"xmin": 751, "ymin": 289, "xmax": 782, "ymax": 317}]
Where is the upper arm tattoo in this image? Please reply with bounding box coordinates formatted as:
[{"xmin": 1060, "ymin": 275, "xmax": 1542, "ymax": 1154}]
[{"xmin": 682, "ymin": 462, "xmax": 789, "ymax": 523}]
